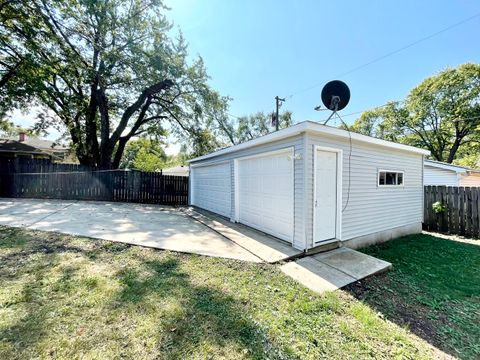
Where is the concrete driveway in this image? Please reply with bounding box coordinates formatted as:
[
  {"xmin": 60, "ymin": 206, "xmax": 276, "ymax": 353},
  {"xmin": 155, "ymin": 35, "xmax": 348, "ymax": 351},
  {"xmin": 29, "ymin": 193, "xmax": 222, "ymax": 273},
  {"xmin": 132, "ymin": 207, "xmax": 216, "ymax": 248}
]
[
  {"xmin": 0, "ymin": 198, "xmax": 261, "ymax": 262},
  {"xmin": 0, "ymin": 198, "xmax": 393, "ymax": 294}
]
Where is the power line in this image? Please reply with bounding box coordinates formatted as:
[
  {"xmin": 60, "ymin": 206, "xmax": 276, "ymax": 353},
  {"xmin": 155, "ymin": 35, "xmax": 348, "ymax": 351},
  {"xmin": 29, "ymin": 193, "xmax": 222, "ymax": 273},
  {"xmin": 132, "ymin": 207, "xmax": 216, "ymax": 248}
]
[
  {"xmin": 321, "ymin": 101, "xmax": 404, "ymax": 121},
  {"xmin": 319, "ymin": 111, "xmax": 480, "ymax": 125},
  {"xmin": 316, "ymin": 80, "xmax": 479, "ymax": 123},
  {"xmin": 285, "ymin": 11, "xmax": 480, "ymax": 99},
  {"xmin": 226, "ymin": 12, "xmax": 480, "ymax": 124},
  {"xmin": 227, "ymin": 112, "xmax": 241, "ymax": 120}
]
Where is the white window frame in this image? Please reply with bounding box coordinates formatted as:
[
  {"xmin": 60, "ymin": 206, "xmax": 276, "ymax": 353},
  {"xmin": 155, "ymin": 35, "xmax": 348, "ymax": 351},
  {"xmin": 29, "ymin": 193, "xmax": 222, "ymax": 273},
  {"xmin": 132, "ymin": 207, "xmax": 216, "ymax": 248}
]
[{"xmin": 377, "ymin": 169, "xmax": 405, "ymax": 187}]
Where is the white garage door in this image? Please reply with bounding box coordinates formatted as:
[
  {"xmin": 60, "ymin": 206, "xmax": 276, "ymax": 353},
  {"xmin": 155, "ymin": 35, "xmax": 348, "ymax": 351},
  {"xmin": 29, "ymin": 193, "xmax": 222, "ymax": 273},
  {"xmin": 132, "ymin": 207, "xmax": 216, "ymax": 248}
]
[
  {"xmin": 237, "ymin": 149, "xmax": 294, "ymax": 242},
  {"xmin": 191, "ymin": 162, "xmax": 231, "ymax": 217}
]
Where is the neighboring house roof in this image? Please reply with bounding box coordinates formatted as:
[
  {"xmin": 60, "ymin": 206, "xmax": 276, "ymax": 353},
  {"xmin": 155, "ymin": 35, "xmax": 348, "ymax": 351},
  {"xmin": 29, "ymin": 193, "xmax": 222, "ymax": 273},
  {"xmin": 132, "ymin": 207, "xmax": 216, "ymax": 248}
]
[
  {"xmin": 21, "ymin": 137, "xmax": 68, "ymax": 151},
  {"xmin": 189, "ymin": 120, "xmax": 430, "ymax": 163},
  {"xmin": 424, "ymin": 159, "xmax": 480, "ymax": 174},
  {"xmin": 162, "ymin": 165, "xmax": 189, "ymax": 176},
  {"xmin": 8, "ymin": 133, "xmax": 71, "ymax": 161},
  {"xmin": 0, "ymin": 138, "xmax": 52, "ymax": 157}
]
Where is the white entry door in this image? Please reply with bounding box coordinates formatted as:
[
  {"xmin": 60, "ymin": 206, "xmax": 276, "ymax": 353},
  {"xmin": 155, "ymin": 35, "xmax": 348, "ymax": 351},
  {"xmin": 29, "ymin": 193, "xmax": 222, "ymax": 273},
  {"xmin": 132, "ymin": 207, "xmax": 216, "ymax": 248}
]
[
  {"xmin": 314, "ymin": 149, "xmax": 339, "ymax": 243},
  {"xmin": 237, "ymin": 149, "xmax": 294, "ymax": 243}
]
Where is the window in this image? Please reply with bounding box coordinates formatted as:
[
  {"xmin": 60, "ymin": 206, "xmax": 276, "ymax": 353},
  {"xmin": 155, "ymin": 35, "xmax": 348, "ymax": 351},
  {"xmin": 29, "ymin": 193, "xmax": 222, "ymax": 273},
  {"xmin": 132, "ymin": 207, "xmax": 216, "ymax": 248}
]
[{"xmin": 378, "ymin": 170, "xmax": 404, "ymax": 186}]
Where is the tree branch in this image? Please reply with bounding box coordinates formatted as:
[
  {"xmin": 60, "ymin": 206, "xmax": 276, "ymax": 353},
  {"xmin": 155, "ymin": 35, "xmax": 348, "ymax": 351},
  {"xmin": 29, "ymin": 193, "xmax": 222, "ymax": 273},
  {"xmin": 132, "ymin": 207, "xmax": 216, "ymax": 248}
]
[{"xmin": 110, "ymin": 79, "xmax": 173, "ymax": 145}]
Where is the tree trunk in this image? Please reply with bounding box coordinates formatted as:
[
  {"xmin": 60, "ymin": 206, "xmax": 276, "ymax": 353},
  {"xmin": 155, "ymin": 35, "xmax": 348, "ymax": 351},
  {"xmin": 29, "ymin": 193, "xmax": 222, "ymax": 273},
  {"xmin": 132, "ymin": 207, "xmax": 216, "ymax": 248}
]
[
  {"xmin": 76, "ymin": 79, "xmax": 173, "ymax": 168},
  {"xmin": 447, "ymin": 137, "xmax": 462, "ymax": 163},
  {"xmin": 84, "ymin": 80, "xmax": 100, "ymax": 166},
  {"xmin": 97, "ymin": 85, "xmax": 113, "ymax": 169},
  {"xmin": 112, "ymin": 137, "xmax": 128, "ymax": 169}
]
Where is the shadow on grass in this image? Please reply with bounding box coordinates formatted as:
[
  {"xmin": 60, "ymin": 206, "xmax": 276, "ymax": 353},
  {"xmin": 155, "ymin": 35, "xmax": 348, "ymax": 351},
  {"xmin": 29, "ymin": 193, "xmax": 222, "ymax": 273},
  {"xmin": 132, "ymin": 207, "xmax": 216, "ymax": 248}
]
[
  {"xmin": 114, "ymin": 257, "xmax": 288, "ymax": 359},
  {"xmin": 344, "ymin": 234, "xmax": 480, "ymax": 360},
  {"xmin": 0, "ymin": 228, "xmax": 132, "ymax": 356},
  {"xmin": 0, "ymin": 228, "xmax": 130, "ymax": 265},
  {"xmin": 0, "ymin": 225, "xmax": 289, "ymax": 358}
]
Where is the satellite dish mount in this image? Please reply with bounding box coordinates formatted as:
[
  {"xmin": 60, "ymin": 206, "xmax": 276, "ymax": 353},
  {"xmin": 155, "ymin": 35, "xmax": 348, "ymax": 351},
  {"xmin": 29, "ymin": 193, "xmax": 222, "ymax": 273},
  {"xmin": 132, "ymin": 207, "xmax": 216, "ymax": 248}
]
[{"xmin": 320, "ymin": 80, "xmax": 350, "ymax": 125}]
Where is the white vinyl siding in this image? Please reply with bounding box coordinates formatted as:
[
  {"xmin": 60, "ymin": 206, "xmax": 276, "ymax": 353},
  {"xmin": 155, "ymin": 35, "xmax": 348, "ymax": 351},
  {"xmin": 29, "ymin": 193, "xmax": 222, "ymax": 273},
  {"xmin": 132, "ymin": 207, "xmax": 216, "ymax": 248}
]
[
  {"xmin": 305, "ymin": 133, "xmax": 423, "ymax": 247},
  {"xmin": 424, "ymin": 166, "xmax": 459, "ymax": 186},
  {"xmin": 190, "ymin": 135, "xmax": 306, "ymax": 250}
]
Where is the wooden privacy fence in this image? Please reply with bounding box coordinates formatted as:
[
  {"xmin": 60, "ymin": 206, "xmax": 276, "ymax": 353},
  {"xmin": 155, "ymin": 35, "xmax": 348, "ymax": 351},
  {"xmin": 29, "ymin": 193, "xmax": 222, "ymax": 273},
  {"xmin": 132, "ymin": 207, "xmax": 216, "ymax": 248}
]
[
  {"xmin": 0, "ymin": 163, "xmax": 189, "ymax": 205},
  {"xmin": 424, "ymin": 185, "xmax": 480, "ymax": 238},
  {"xmin": 0, "ymin": 157, "xmax": 96, "ymax": 174}
]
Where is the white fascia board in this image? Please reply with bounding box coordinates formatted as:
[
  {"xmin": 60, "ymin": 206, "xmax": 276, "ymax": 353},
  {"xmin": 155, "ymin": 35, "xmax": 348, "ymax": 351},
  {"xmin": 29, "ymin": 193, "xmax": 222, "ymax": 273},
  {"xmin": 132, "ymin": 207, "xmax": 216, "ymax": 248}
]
[
  {"xmin": 303, "ymin": 121, "xmax": 431, "ymax": 156},
  {"xmin": 188, "ymin": 123, "xmax": 308, "ymax": 163},
  {"xmin": 188, "ymin": 120, "xmax": 430, "ymax": 163}
]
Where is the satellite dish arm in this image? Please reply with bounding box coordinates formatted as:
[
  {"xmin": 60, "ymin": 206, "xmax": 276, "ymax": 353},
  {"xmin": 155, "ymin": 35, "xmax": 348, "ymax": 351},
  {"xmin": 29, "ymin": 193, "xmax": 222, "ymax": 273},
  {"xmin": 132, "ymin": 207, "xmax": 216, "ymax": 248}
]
[{"xmin": 329, "ymin": 96, "xmax": 340, "ymax": 111}]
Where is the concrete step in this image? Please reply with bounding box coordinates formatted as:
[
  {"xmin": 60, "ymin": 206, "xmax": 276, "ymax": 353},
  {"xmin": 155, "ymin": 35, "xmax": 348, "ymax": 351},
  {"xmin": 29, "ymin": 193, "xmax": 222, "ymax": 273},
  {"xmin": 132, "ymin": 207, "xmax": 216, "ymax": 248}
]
[
  {"xmin": 280, "ymin": 247, "xmax": 392, "ymax": 294},
  {"xmin": 305, "ymin": 239, "xmax": 341, "ymax": 255}
]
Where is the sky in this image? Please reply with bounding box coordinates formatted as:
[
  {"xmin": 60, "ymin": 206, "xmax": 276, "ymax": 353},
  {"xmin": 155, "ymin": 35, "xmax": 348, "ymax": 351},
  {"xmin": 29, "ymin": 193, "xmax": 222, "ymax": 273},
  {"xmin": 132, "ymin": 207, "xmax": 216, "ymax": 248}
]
[{"xmin": 10, "ymin": 0, "xmax": 480, "ymax": 154}]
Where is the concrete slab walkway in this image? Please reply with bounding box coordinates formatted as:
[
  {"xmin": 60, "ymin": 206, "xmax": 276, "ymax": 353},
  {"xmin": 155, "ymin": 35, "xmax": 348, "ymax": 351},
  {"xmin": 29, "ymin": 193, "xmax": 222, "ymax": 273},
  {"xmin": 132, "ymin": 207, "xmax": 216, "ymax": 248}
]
[
  {"xmin": 280, "ymin": 247, "xmax": 392, "ymax": 293},
  {"xmin": 0, "ymin": 198, "xmax": 261, "ymax": 262},
  {"xmin": 185, "ymin": 207, "xmax": 302, "ymax": 263}
]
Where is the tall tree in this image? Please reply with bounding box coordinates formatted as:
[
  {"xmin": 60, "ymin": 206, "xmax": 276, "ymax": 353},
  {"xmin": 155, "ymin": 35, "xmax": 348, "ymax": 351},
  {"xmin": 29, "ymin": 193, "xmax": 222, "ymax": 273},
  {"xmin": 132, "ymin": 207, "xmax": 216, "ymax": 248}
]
[
  {"xmin": 348, "ymin": 63, "xmax": 480, "ymax": 163},
  {"xmin": 229, "ymin": 111, "xmax": 292, "ymax": 144},
  {"xmin": 1, "ymin": 0, "xmax": 229, "ymax": 168}
]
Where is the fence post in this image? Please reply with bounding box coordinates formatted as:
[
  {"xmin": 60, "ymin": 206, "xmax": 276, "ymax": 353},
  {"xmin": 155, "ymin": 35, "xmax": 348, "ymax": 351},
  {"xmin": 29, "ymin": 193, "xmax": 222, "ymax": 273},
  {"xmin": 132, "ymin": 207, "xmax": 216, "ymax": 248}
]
[
  {"xmin": 446, "ymin": 187, "xmax": 453, "ymax": 234},
  {"xmin": 459, "ymin": 187, "xmax": 465, "ymax": 236},
  {"xmin": 466, "ymin": 187, "xmax": 473, "ymax": 237},
  {"xmin": 471, "ymin": 188, "xmax": 478, "ymax": 238},
  {"xmin": 441, "ymin": 186, "xmax": 449, "ymax": 233}
]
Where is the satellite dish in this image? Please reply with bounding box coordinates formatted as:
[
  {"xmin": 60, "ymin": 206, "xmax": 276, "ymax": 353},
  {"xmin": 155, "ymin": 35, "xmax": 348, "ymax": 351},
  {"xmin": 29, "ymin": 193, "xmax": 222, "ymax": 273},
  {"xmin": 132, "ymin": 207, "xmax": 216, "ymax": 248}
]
[{"xmin": 321, "ymin": 80, "xmax": 350, "ymax": 111}]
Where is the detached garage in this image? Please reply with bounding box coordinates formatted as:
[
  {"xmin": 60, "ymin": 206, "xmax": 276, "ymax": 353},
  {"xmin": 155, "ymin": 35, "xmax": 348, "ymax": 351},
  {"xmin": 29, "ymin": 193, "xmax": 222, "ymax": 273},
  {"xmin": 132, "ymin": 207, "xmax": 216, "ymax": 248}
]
[{"xmin": 189, "ymin": 121, "xmax": 429, "ymax": 251}]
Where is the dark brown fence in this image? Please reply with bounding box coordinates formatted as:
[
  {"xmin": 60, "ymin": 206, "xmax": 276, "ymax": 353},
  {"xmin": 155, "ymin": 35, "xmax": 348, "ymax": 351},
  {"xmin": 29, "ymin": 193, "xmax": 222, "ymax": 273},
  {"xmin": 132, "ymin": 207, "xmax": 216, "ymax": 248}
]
[
  {"xmin": 0, "ymin": 158, "xmax": 189, "ymax": 205},
  {"xmin": 423, "ymin": 185, "xmax": 480, "ymax": 238},
  {"xmin": 0, "ymin": 157, "xmax": 95, "ymax": 173}
]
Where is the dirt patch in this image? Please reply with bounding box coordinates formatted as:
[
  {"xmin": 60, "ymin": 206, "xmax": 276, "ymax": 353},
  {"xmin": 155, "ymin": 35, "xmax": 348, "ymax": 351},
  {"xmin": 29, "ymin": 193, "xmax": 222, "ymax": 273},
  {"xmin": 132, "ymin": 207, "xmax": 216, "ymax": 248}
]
[{"xmin": 344, "ymin": 275, "xmax": 457, "ymax": 359}]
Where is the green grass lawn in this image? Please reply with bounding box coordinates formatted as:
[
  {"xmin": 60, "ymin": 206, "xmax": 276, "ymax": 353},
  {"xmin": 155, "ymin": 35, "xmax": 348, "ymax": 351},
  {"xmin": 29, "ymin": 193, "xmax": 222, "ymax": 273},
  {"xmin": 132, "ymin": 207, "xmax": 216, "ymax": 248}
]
[
  {"xmin": 349, "ymin": 234, "xmax": 480, "ymax": 360},
  {"xmin": 0, "ymin": 227, "xmax": 476, "ymax": 359}
]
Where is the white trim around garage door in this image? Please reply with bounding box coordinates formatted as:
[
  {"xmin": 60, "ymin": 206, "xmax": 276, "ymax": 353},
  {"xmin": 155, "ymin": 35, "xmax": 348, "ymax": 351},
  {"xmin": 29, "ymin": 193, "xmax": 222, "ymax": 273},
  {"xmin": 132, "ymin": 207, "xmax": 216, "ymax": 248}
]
[
  {"xmin": 234, "ymin": 158, "xmax": 239, "ymax": 222},
  {"xmin": 313, "ymin": 145, "xmax": 343, "ymax": 244},
  {"xmin": 234, "ymin": 147, "xmax": 295, "ymax": 243}
]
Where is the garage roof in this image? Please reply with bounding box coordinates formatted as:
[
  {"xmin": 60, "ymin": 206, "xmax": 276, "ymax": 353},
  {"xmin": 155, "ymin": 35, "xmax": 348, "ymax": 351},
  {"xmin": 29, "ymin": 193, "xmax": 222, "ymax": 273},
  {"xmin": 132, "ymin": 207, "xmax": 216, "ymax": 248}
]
[
  {"xmin": 425, "ymin": 159, "xmax": 480, "ymax": 174},
  {"xmin": 189, "ymin": 121, "xmax": 430, "ymax": 163}
]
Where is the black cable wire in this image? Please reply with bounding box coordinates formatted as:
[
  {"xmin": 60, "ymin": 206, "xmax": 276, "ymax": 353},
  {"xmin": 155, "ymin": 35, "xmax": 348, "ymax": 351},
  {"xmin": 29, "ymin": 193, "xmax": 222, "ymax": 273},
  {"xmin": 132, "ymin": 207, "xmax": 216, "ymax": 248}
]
[
  {"xmin": 285, "ymin": 12, "xmax": 480, "ymax": 99},
  {"xmin": 332, "ymin": 111, "xmax": 352, "ymax": 213}
]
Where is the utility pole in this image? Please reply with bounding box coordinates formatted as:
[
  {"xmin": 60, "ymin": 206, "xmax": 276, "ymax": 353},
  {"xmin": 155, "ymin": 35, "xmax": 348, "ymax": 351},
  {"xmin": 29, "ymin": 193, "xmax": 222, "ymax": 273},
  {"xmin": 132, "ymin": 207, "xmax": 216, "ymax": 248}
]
[{"xmin": 274, "ymin": 96, "xmax": 285, "ymax": 131}]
